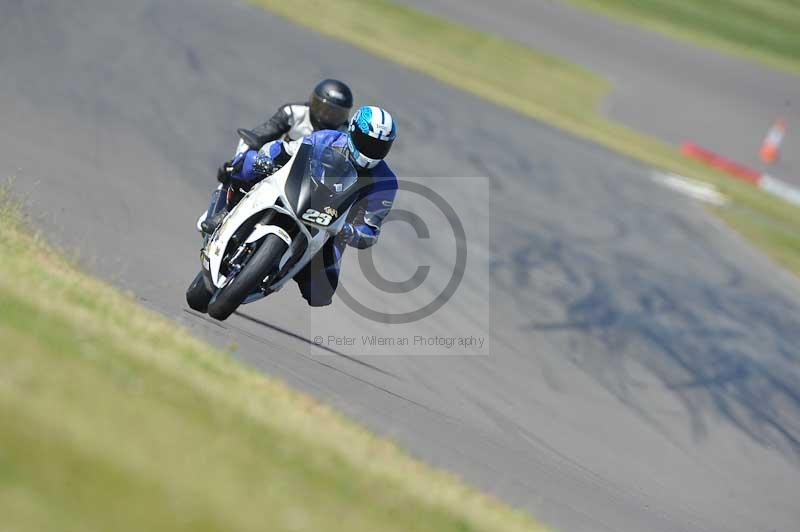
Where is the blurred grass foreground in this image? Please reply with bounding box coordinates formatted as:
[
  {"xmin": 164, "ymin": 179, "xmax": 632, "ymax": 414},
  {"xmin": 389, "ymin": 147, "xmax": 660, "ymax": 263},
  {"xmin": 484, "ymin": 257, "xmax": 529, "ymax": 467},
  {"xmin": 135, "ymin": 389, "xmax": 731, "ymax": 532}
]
[{"xmin": 0, "ymin": 188, "xmax": 548, "ymax": 532}]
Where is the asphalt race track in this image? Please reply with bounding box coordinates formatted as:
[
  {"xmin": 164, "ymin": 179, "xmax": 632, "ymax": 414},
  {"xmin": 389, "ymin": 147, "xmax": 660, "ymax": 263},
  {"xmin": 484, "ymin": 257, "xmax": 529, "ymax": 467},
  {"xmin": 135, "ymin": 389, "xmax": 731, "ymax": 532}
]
[
  {"xmin": 3, "ymin": 1, "xmax": 800, "ymax": 531},
  {"xmin": 398, "ymin": 0, "xmax": 800, "ymax": 184}
]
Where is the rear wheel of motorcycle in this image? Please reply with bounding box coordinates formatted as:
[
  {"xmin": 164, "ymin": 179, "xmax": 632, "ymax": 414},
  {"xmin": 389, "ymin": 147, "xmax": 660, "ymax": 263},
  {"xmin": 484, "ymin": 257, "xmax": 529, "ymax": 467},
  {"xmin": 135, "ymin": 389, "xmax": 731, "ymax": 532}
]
[
  {"xmin": 186, "ymin": 271, "xmax": 213, "ymax": 313},
  {"xmin": 207, "ymin": 234, "xmax": 288, "ymax": 321}
]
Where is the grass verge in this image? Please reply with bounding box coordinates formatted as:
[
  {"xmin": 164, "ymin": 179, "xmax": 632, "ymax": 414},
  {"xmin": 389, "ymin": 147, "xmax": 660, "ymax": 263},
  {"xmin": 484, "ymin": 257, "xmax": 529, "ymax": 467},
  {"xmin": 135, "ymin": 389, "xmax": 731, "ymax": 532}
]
[
  {"xmin": 254, "ymin": 0, "xmax": 800, "ymax": 276},
  {"xmin": 563, "ymin": 0, "xmax": 800, "ymax": 76},
  {"xmin": 0, "ymin": 188, "xmax": 548, "ymax": 532}
]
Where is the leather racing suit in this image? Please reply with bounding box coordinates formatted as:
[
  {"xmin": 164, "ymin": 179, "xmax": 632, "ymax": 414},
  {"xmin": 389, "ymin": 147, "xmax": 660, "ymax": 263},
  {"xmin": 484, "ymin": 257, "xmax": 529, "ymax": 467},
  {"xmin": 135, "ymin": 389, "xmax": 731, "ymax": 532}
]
[{"xmin": 230, "ymin": 129, "xmax": 398, "ymax": 306}]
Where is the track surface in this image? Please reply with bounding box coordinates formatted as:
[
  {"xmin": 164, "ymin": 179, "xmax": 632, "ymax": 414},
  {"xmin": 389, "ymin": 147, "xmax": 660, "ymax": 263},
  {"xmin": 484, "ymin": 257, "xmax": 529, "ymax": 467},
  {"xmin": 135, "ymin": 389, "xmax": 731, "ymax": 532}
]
[
  {"xmin": 398, "ymin": 0, "xmax": 800, "ymax": 184},
  {"xmin": 3, "ymin": 1, "xmax": 800, "ymax": 531}
]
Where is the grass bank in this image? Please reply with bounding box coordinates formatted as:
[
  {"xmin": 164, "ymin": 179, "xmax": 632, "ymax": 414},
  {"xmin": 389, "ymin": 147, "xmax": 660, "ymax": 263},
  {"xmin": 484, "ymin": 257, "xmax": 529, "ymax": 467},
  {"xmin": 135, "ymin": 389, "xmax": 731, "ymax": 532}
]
[
  {"xmin": 0, "ymin": 189, "xmax": 547, "ymax": 532},
  {"xmin": 564, "ymin": 0, "xmax": 800, "ymax": 75},
  {"xmin": 255, "ymin": 0, "xmax": 800, "ymax": 276}
]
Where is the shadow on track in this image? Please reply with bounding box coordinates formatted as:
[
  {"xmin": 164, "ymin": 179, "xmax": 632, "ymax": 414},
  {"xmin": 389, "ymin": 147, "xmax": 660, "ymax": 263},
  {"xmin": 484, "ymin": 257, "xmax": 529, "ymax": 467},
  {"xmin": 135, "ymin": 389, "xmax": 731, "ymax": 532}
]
[
  {"xmin": 232, "ymin": 312, "xmax": 459, "ymax": 419},
  {"xmin": 234, "ymin": 311, "xmax": 398, "ymax": 379}
]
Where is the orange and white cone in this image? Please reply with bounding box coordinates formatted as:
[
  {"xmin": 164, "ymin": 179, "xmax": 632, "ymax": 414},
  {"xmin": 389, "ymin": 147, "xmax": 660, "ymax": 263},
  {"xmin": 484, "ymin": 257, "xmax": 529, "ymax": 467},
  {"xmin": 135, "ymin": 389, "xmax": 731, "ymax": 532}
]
[{"xmin": 759, "ymin": 118, "xmax": 787, "ymax": 165}]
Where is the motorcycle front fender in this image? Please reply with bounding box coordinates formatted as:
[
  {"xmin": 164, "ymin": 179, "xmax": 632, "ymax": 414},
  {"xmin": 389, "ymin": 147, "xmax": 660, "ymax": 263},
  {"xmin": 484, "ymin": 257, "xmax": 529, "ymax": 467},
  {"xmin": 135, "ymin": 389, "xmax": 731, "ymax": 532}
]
[{"xmin": 205, "ymin": 179, "xmax": 284, "ymax": 288}]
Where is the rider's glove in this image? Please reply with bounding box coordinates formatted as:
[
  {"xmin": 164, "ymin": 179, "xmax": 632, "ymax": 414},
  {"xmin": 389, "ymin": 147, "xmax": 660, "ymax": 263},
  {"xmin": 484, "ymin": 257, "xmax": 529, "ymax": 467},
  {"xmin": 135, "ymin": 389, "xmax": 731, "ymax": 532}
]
[
  {"xmin": 217, "ymin": 162, "xmax": 232, "ymax": 184},
  {"xmin": 338, "ymin": 223, "xmax": 356, "ymax": 244},
  {"xmin": 252, "ymin": 152, "xmax": 276, "ymax": 180}
]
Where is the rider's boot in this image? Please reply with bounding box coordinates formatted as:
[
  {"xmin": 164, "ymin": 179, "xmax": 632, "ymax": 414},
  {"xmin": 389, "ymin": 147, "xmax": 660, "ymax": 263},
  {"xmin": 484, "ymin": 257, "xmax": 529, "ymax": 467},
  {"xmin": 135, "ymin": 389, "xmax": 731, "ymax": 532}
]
[
  {"xmin": 198, "ymin": 184, "xmax": 228, "ymax": 235},
  {"xmin": 201, "ymin": 209, "xmax": 227, "ymax": 235}
]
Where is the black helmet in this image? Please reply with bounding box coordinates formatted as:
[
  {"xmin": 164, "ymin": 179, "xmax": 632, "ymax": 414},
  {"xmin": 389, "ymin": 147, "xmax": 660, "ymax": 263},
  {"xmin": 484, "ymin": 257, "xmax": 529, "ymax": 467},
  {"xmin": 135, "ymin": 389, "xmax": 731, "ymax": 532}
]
[{"xmin": 309, "ymin": 79, "xmax": 353, "ymax": 130}]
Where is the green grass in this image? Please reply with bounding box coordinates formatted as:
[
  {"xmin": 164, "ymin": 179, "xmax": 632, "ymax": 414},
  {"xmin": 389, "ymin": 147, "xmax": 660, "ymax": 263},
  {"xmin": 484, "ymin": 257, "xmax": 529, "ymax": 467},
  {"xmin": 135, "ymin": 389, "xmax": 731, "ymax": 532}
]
[
  {"xmin": 254, "ymin": 0, "xmax": 800, "ymax": 276},
  {"xmin": 564, "ymin": 0, "xmax": 800, "ymax": 75},
  {"xmin": 0, "ymin": 188, "xmax": 548, "ymax": 532}
]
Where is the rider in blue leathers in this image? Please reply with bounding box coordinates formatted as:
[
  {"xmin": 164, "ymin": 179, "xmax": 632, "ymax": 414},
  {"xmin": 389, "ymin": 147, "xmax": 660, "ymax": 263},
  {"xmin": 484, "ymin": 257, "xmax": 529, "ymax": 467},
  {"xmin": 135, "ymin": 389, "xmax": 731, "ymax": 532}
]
[{"xmin": 216, "ymin": 106, "xmax": 398, "ymax": 307}]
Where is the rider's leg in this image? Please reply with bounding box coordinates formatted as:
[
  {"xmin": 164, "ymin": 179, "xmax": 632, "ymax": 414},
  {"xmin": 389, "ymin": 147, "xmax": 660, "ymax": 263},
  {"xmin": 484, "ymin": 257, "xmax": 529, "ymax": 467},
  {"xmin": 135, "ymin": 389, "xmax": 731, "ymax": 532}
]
[
  {"xmin": 197, "ymin": 184, "xmax": 227, "ymax": 232},
  {"xmin": 200, "ymin": 184, "xmax": 230, "ymax": 234},
  {"xmin": 294, "ymin": 239, "xmax": 343, "ymax": 307}
]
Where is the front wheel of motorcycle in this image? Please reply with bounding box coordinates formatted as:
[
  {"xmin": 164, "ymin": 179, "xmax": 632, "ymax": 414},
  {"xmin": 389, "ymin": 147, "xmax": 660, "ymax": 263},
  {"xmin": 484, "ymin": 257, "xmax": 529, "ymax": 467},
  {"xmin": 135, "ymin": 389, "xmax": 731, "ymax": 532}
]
[
  {"xmin": 186, "ymin": 271, "xmax": 213, "ymax": 313},
  {"xmin": 207, "ymin": 234, "xmax": 288, "ymax": 321}
]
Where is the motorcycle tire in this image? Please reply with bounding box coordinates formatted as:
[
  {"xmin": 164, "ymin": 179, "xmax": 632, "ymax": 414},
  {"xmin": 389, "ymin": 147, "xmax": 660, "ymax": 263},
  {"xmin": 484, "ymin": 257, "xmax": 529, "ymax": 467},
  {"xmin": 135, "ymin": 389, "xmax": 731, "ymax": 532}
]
[
  {"xmin": 207, "ymin": 234, "xmax": 288, "ymax": 321},
  {"xmin": 186, "ymin": 271, "xmax": 213, "ymax": 313}
]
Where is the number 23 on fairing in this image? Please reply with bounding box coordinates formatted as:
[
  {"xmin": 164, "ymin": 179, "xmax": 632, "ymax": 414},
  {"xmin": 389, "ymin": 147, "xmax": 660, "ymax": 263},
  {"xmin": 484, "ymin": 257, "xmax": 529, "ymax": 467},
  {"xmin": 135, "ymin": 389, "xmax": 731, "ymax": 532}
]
[{"xmin": 301, "ymin": 208, "xmax": 333, "ymax": 226}]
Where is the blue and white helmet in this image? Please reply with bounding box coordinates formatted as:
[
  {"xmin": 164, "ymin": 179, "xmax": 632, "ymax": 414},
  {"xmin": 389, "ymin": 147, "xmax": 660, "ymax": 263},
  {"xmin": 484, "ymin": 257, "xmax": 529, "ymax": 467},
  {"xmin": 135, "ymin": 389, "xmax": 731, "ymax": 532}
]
[{"xmin": 347, "ymin": 106, "xmax": 397, "ymax": 169}]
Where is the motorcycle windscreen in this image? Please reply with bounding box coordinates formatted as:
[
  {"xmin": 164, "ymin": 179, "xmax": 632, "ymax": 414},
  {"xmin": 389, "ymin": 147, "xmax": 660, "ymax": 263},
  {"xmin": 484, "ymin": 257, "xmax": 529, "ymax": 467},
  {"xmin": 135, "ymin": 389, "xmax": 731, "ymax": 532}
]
[{"xmin": 292, "ymin": 145, "xmax": 361, "ymax": 229}]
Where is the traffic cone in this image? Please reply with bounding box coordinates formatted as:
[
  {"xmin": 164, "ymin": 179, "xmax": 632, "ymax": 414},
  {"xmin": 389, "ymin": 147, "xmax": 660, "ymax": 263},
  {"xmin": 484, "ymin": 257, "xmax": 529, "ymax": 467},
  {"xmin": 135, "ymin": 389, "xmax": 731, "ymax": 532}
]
[{"xmin": 759, "ymin": 118, "xmax": 787, "ymax": 165}]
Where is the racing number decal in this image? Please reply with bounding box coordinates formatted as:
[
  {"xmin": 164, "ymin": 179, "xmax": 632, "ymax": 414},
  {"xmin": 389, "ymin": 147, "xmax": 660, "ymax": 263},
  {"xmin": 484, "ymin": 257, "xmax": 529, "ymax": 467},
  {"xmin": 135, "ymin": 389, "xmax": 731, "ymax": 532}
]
[{"xmin": 301, "ymin": 208, "xmax": 333, "ymax": 226}]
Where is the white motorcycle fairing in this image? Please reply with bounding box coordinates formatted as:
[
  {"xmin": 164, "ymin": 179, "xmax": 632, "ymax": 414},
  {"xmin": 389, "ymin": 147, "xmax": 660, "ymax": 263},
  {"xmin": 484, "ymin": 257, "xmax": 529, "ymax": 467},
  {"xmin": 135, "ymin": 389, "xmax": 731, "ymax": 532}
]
[{"xmin": 201, "ymin": 149, "xmax": 355, "ymax": 303}]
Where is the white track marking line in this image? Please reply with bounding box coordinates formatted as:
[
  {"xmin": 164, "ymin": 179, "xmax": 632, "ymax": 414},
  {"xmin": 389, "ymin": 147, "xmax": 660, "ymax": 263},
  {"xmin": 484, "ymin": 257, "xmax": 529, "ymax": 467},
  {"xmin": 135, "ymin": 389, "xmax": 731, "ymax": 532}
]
[
  {"xmin": 651, "ymin": 172, "xmax": 728, "ymax": 206},
  {"xmin": 759, "ymin": 174, "xmax": 800, "ymax": 208}
]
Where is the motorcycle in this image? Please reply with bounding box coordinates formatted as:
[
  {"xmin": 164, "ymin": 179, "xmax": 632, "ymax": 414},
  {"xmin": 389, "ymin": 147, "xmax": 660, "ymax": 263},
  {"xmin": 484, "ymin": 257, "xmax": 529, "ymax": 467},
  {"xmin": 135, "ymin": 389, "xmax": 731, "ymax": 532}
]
[{"xmin": 186, "ymin": 129, "xmax": 360, "ymax": 321}]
